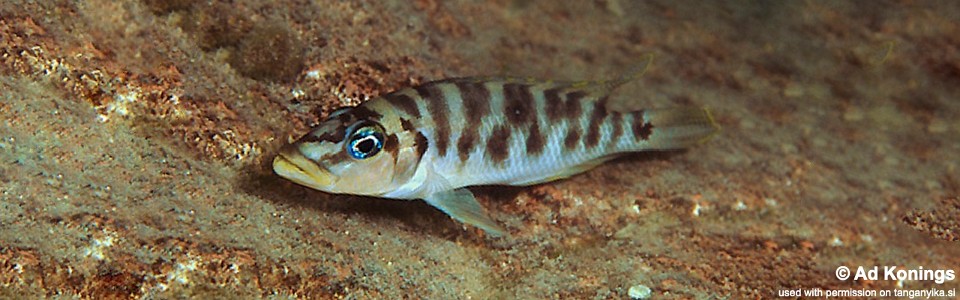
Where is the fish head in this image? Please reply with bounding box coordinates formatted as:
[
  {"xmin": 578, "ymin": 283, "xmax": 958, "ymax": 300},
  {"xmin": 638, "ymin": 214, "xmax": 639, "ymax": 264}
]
[{"xmin": 273, "ymin": 102, "xmax": 419, "ymax": 197}]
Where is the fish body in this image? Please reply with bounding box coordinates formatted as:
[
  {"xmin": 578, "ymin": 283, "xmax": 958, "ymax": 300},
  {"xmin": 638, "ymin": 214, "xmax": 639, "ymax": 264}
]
[{"xmin": 273, "ymin": 69, "xmax": 719, "ymax": 236}]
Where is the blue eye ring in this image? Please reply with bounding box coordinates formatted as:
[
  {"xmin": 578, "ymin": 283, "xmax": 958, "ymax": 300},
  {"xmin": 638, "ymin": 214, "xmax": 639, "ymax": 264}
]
[{"xmin": 346, "ymin": 125, "xmax": 385, "ymax": 160}]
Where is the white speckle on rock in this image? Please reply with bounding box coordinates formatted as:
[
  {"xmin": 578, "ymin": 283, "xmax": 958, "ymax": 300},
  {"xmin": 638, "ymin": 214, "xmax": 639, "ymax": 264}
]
[
  {"xmin": 82, "ymin": 230, "xmax": 117, "ymax": 261},
  {"xmin": 167, "ymin": 256, "xmax": 200, "ymax": 285},
  {"xmin": 734, "ymin": 200, "xmax": 747, "ymax": 211},
  {"xmin": 291, "ymin": 88, "xmax": 305, "ymax": 99},
  {"xmin": 628, "ymin": 284, "xmax": 652, "ymax": 299},
  {"xmin": 830, "ymin": 236, "xmax": 843, "ymax": 247},
  {"xmin": 764, "ymin": 198, "xmax": 778, "ymax": 207}
]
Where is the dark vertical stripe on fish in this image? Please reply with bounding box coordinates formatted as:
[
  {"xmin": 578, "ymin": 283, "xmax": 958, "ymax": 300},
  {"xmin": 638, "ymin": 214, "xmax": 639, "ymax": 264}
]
[
  {"xmin": 525, "ymin": 121, "xmax": 545, "ymax": 156},
  {"xmin": 455, "ymin": 81, "xmax": 490, "ymax": 162},
  {"xmin": 457, "ymin": 130, "xmax": 476, "ymax": 163},
  {"xmin": 609, "ymin": 112, "xmax": 623, "ymax": 148},
  {"xmin": 638, "ymin": 123, "xmax": 654, "ymax": 140},
  {"xmin": 502, "ymin": 83, "xmax": 536, "ymax": 128},
  {"xmin": 399, "ymin": 118, "xmax": 415, "ymax": 131},
  {"xmin": 632, "ymin": 111, "xmax": 654, "ymax": 141},
  {"xmin": 584, "ymin": 97, "xmax": 608, "ymax": 148},
  {"xmin": 348, "ymin": 105, "xmax": 384, "ymax": 121},
  {"xmin": 417, "ymin": 84, "xmax": 451, "ymax": 157},
  {"xmin": 415, "ymin": 131, "xmax": 429, "ymax": 159},
  {"xmin": 456, "ymin": 81, "xmax": 491, "ymax": 120},
  {"xmin": 384, "ymin": 93, "xmax": 421, "ymax": 119},
  {"xmin": 564, "ymin": 125, "xmax": 581, "ymax": 151},
  {"xmin": 544, "ymin": 88, "xmax": 564, "ymax": 123},
  {"xmin": 486, "ymin": 124, "xmax": 512, "ymax": 165},
  {"xmin": 563, "ymin": 91, "xmax": 585, "ymax": 121},
  {"xmin": 383, "ymin": 133, "xmax": 399, "ymax": 161}
]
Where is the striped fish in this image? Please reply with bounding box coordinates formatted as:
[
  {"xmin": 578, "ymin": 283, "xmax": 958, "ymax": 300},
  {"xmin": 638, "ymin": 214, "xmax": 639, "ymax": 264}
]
[{"xmin": 273, "ymin": 66, "xmax": 719, "ymax": 237}]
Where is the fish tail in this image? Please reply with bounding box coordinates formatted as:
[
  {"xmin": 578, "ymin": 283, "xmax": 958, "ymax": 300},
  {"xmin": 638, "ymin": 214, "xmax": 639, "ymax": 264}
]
[{"xmin": 626, "ymin": 107, "xmax": 720, "ymax": 150}]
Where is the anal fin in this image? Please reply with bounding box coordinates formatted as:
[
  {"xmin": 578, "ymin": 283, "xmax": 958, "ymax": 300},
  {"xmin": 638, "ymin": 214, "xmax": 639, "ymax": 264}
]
[{"xmin": 423, "ymin": 189, "xmax": 507, "ymax": 237}]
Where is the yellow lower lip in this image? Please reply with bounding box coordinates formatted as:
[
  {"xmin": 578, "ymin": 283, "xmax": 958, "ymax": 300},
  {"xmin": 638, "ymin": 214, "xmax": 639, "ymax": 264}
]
[{"xmin": 272, "ymin": 150, "xmax": 335, "ymax": 190}]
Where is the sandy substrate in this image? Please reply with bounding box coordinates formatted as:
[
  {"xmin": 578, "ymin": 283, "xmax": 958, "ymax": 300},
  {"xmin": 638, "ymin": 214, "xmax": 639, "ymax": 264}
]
[{"xmin": 1, "ymin": 0, "xmax": 959, "ymax": 298}]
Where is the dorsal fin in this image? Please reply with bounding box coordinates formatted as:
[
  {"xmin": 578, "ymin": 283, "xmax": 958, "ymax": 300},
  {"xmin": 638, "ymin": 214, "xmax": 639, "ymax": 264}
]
[
  {"xmin": 427, "ymin": 53, "xmax": 655, "ymax": 102},
  {"xmin": 558, "ymin": 53, "xmax": 655, "ymax": 99}
]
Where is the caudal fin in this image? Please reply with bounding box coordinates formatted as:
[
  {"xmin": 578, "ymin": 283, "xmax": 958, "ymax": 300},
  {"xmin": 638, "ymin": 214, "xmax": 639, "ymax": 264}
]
[{"xmin": 633, "ymin": 107, "xmax": 720, "ymax": 150}]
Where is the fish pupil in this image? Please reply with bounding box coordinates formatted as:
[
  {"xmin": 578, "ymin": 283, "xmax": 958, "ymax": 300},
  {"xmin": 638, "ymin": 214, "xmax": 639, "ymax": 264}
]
[{"xmin": 356, "ymin": 137, "xmax": 376, "ymax": 153}]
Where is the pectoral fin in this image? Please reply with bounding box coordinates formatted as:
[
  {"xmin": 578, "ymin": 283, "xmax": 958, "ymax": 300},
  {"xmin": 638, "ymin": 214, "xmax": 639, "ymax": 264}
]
[{"xmin": 423, "ymin": 189, "xmax": 507, "ymax": 237}]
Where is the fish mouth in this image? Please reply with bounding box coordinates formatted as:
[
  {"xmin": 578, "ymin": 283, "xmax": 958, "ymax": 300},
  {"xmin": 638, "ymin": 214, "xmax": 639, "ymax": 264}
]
[{"xmin": 272, "ymin": 147, "xmax": 335, "ymax": 190}]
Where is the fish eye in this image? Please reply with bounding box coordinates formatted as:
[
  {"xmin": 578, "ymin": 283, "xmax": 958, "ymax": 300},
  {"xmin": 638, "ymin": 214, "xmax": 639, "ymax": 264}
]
[{"xmin": 346, "ymin": 125, "xmax": 384, "ymax": 159}]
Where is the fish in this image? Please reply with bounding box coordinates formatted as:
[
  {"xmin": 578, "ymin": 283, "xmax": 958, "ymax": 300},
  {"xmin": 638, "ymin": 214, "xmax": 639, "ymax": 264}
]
[{"xmin": 273, "ymin": 63, "xmax": 719, "ymax": 237}]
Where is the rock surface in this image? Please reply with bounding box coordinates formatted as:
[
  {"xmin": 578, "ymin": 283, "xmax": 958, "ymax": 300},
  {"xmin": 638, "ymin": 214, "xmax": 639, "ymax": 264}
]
[{"xmin": 1, "ymin": 1, "xmax": 958, "ymax": 298}]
